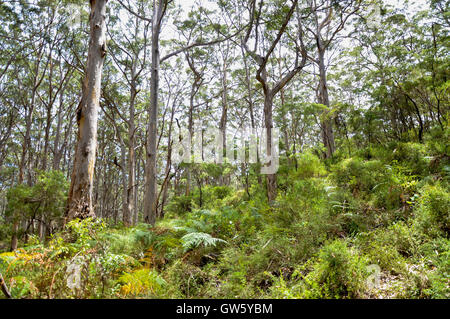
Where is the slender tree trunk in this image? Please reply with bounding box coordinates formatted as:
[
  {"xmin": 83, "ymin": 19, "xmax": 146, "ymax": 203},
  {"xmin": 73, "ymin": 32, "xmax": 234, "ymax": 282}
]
[
  {"xmin": 12, "ymin": 84, "xmax": 37, "ymax": 250},
  {"xmin": 42, "ymin": 104, "xmax": 52, "ymax": 171},
  {"xmin": 66, "ymin": 0, "xmax": 108, "ymax": 222},
  {"xmin": 185, "ymin": 76, "xmax": 195, "ymax": 196},
  {"xmin": 318, "ymin": 49, "xmax": 335, "ymax": 159},
  {"xmin": 143, "ymin": 1, "xmax": 163, "ymax": 225},
  {"xmin": 278, "ymin": 55, "xmax": 291, "ymax": 166},
  {"xmin": 159, "ymin": 99, "xmax": 176, "ymax": 218},
  {"xmin": 117, "ymin": 138, "xmax": 128, "ymax": 226},
  {"xmin": 264, "ymin": 93, "xmax": 277, "ymax": 202},
  {"xmin": 405, "ymin": 94, "xmax": 424, "ymax": 143},
  {"xmin": 240, "ymin": 45, "xmax": 262, "ymax": 186},
  {"xmin": 134, "ymin": 155, "xmax": 141, "ymax": 225},
  {"xmin": 219, "ymin": 61, "xmax": 228, "ymax": 185},
  {"xmin": 184, "ymin": 52, "xmax": 202, "ymax": 196},
  {"xmin": 126, "ymin": 81, "xmax": 137, "ymax": 226},
  {"xmin": 53, "ymin": 79, "xmax": 72, "ymax": 171}
]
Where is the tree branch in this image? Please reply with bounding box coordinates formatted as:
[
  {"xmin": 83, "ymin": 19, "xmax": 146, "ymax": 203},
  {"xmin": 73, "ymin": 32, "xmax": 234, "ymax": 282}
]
[{"xmin": 160, "ymin": 26, "xmax": 246, "ymax": 63}]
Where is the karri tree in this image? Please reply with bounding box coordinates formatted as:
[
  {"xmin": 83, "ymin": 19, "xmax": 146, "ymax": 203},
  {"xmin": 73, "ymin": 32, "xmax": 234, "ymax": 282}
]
[{"xmin": 66, "ymin": 0, "xmax": 108, "ymax": 222}]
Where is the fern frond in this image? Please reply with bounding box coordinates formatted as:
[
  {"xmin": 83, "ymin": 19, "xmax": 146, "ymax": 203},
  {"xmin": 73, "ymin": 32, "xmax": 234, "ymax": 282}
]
[{"xmin": 180, "ymin": 232, "xmax": 227, "ymax": 251}]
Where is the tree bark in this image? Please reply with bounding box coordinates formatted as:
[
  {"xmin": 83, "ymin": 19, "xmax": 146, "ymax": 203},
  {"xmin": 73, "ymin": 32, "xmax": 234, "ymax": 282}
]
[
  {"xmin": 66, "ymin": 0, "xmax": 108, "ymax": 222},
  {"xmin": 143, "ymin": 0, "xmax": 164, "ymax": 225},
  {"xmin": 317, "ymin": 49, "xmax": 335, "ymax": 159},
  {"xmin": 125, "ymin": 79, "xmax": 137, "ymax": 226},
  {"xmin": 219, "ymin": 56, "xmax": 229, "ymax": 185},
  {"xmin": 240, "ymin": 44, "xmax": 262, "ymax": 186}
]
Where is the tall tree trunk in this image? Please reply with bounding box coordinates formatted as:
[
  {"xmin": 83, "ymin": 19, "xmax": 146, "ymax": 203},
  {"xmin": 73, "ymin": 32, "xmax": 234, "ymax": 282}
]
[
  {"xmin": 42, "ymin": 104, "xmax": 52, "ymax": 171},
  {"xmin": 126, "ymin": 80, "xmax": 137, "ymax": 226},
  {"xmin": 185, "ymin": 74, "xmax": 195, "ymax": 196},
  {"xmin": 53, "ymin": 75, "xmax": 72, "ymax": 171},
  {"xmin": 264, "ymin": 93, "xmax": 277, "ymax": 202},
  {"xmin": 143, "ymin": 1, "xmax": 163, "ymax": 225},
  {"xmin": 66, "ymin": 0, "xmax": 108, "ymax": 222},
  {"xmin": 159, "ymin": 97, "xmax": 176, "ymax": 218},
  {"xmin": 120, "ymin": 140, "xmax": 130, "ymax": 225},
  {"xmin": 219, "ymin": 60, "xmax": 228, "ymax": 185},
  {"xmin": 134, "ymin": 155, "xmax": 141, "ymax": 225},
  {"xmin": 240, "ymin": 45, "xmax": 262, "ymax": 186},
  {"xmin": 318, "ymin": 49, "xmax": 335, "ymax": 159},
  {"xmin": 184, "ymin": 51, "xmax": 202, "ymax": 196}
]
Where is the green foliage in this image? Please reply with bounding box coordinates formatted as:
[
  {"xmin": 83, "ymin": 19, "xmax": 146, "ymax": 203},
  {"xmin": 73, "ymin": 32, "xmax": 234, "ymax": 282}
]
[
  {"xmin": 330, "ymin": 158, "xmax": 392, "ymax": 195},
  {"xmin": 388, "ymin": 142, "xmax": 430, "ymax": 176},
  {"xmin": 166, "ymin": 194, "xmax": 193, "ymax": 215},
  {"xmin": 422, "ymin": 238, "xmax": 450, "ymax": 298},
  {"xmin": 299, "ymin": 240, "xmax": 369, "ymax": 299},
  {"xmin": 354, "ymin": 224, "xmax": 412, "ymax": 274},
  {"xmin": 414, "ymin": 183, "xmax": 450, "ymax": 237},
  {"xmin": 118, "ymin": 268, "xmax": 166, "ymax": 298},
  {"xmin": 0, "ymin": 218, "xmax": 138, "ymax": 299},
  {"xmin": 269, "ymin": 240, "xmax": 369, "ymax": 299},
  {"xmin": 293, "ymin": 151, "xmax": 327, "ymax": 179},
  {"xmin": 180, "ymin": 232, "xmax": 227, "ymax": 251},
  {"xmin": 5, "ymin": 170, "xmax": 68, "ymax": 228},
  {"xmin": 162, "ymin": 260, "xmax": 215, "ymax": 298}
]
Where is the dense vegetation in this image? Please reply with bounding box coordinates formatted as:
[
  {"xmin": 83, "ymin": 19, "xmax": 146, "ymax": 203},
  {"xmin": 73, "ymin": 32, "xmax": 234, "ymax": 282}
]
[
  {"xmin": 0, "ymin": 0, "xmax": 448, "ymax": 299},
  {"xmin": 1, "ymin": 134, "xmax": 448, "ymax": 299}
]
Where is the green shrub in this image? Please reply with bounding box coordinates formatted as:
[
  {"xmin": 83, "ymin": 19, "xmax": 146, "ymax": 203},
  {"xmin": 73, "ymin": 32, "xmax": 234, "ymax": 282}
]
[
  {"xmin": 330, "ymin": 158, "xmax": 392, "ymax": 196},
  {"xmin": 165, "ymin": 194, "xmax": 193, "ymax": 215},
  {"xmin": 301, "ymin": 240, "xmax": 369, "ymax": 298},
  {"xmin": 269, "ymin": 240, "xmax": 369, "ymax": 299},
  {"xmin": 5, "ymin": 170, "xmax": 68, "ymax": 243},
  {"xmin": 421, "ymin": 238, "xmax": 450, "ymax": 298},
  {"xmin": 354, "ymin": 226, "xmax": 410, "ymax": 275},
  {"xmin": 389, "ymin": 142, "xmax": 430, "ymax": 176},
  {"xmin": 293, "ymin": 152, "xmax": 327, "ymax": 179},
  {"xmin": 162, "ymin": 260, "xmax": 214, "ymax": 298},
  {"xmin": 118, "ymin": 268, "xmax": 166, "ymax": 298},
  {"xmin": 414, "ymin": 183, "xmax": 450, "ymax": 237}
]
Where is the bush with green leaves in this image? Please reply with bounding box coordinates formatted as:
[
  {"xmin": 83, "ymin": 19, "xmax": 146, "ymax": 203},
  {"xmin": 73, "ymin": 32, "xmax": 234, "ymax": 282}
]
[
  {"xmin": 269, "ymin": 240, "xmax": 369, "ymax": 299},
  {"xmin": 330, "ymin": 158, "xmax": 393, "ymax": 196},
  {"xmin": 420, "ymin": 238, "xmax": 450, "ymax": 298},
  {"xmin": 387, "ymin": 142, "xmax": 430, "ymax": 176},
  {"xmin": 354, "ymin": 223, "xmax": 414, "ymax": 275},
  {"xmin": 97, "ymin": 223, "xmax": 159, "ymax": 258},
  {"xmin": 165, "ymin": 194, "xmax": 193, "ymax": 215},
  {"xmin": 162, "ymin": 260, "xmax": 215, "ymax": 298},
  {"xmin": 414, "ymin": 183, "xmax": 450, "ymax": 237},
  {"xmin": 118, "ymin": 268, "xmax": 167, "ymax": 298},
  {"xmin": 293, "ymin": 151, "xmax": 327, "ymax": 179},
  {"xmin": 5, "ymin": 170, "xmax": 69, "ymax": 241},
  {"xmin": 0, "ymin": 218, "xmax": 138, "ymax": 299}
]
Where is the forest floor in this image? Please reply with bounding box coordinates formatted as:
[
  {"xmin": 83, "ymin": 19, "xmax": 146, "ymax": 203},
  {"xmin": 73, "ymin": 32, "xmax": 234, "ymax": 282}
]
[{"xmin": 0, "ymin": 132, "xmax": 449, "ymax": 299}]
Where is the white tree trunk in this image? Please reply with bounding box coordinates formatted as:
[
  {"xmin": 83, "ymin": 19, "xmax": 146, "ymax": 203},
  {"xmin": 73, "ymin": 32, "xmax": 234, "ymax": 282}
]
[{"xmin": 66, "ymin": 0, "xmax": 108, "ymax": 222}]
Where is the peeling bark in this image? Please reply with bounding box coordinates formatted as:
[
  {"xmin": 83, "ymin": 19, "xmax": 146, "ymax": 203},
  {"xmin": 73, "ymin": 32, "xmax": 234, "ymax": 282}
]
[{"xmin": 66, "ymin": 0, "xmax": 108, "ymax": 222}]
